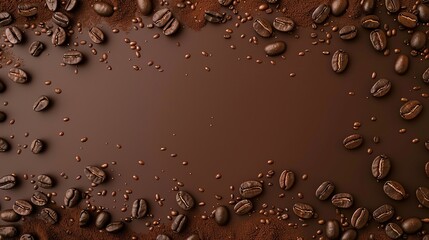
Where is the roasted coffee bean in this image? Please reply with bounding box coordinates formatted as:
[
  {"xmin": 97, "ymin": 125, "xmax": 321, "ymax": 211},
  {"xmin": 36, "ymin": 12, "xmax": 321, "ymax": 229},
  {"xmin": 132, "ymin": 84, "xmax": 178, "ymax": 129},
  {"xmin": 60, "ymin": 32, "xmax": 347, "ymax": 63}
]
[
  {"xmin": 52, "ymin": 27, "xmax": 66, "ymax": 46},
  {"xmin": 350, "ymin": 207, "xmax": 369, "ymax": 229},
  {"xmin": 64, "ymin": 0, "xmax": 77, "ymax": 11},
  {"xmin": 397, "ymin": 12, "xmax": 417, "ymax": 28},
  {"xmin": 325, "ymin": 220, "xmax": 340, "ymax": 239},
  {"xmin": 0, "ymin": 226, "xmax": 18, "ymax": 238},
  {"xmin": 131, "ymin": 198, "xmax": 148, "ymax": 219},
  {"xmin": 401, "ymin": 217, "xmax": 422, "ymax": 234},
  {"xmin": 31, "ymin": 191, "xmax": 49, "ymax": 206},
  {"xmin": 88, "ymin": 27, "xmax": 105, "ymax": 44},
  {"xmin": 400, "ymin": 100, "xmax": 423, "ymax": 120},
  {"xmin": 385, "ymin": 0, "xmax": 400, "ymax": 13},
  {"xmin": 417, "ymin": 4, "xmax": 429, "ymax": 22},
  {"xmin": 360, "ymin": 0, "xmax": 375, "ymax": 14},
  {"xmin": 272, "ymin": 17, "xmax": 294, "ymax": 32},
  {"xmin": 385, "ymin": 223, "xmax": 403, "ymax": 239},
  {"xmin": 163, "ymin": 17, "xmax": 180, "ymax": 36},
  {"xmin": 64, "ymin": 188, "xmax": 81, "ymax": 207},
  {"xmin": 46, "ymin": 0, "xmax": 58, "ymax": 11},
  {"xmin": 40, "ymin": 208, "xmax": 58, "ymax": 224},
  {"xmin": 171, "ymin": 214, "xmax": 187, "ymax": 233},
  {"xmin": 239, "ymin": 180, "xmax": 263, "ymax": 198},
  {"xmin": 331, "ymin": 50, "xmax": 349, "ymax": 73},
  {"xmin": 253, "ymin": 18, "xmax": 272, "ymax": 38},
  {"xmin": 371, "ymin": 154, "xmax": 391, "ymax": 180},
  {"xmin": 370, "ymin": 79, "xmax": 391, "ymax": 97},
  {"xmin": 425, "ymin": 162, "xmax": 429, "ymax": 177},
  {"xmin": 315, "ymin": 181, "xmax": 335, "ymax": 200},
  {"xmin": 79, "ymin": 210, "xmax": 90, "ymax": 226},
  {"xmin": 17, "ymin": 3, "xmax": 38, "ymax": 17},
  {"xmin": 156, "ymin": 234, "xmax": 171, "ymax": 240},
  {"xmin": 84, "ymin": 166, "xmax": 106, "ymax": 184},
  {"xmin": 341, "ymin": 229, "xmax": 357, "ymax": 240},
  {"xmin": 331, "ymin": 0, "xmax": 348, "ymax": 16},
  {"xmin": 204, "ymin": 10, "xmax": 224, "ymax": 23},
  {"xmin": 370, "ymin": 29, "xmax": 387, "ymax": 51},
  {"xmin": 93, "ymin": 2, "xmax": 114, "ymax": 17},
  {"xmin": 218, "ymin": 0, "xmax": 233, "ymax": 6},
  {"xmin": 331, "ymin": 193, "xmax": 353, "ymax": 208},
  {"xmin": 20, "ymin": 234, "xmax": 35, "ymax": 240},
  {"xmin": 264, "ymin": 41, "xmax": 286, "ymax": 56},
  {"xmin": 214, "ymin": 206, "xmax": 229, "ymax": 226},
  {"xmin": 416, "ymin": 186, "xmax": 429, "ymax": 208},
  {"xmin": 0, "ymin": 111, "xmax": 5, "ymax": 122},
  {"xmin": 0, "ymin": 138, "xmax": 10, "ymax": 152},
  {"xmin": 394, "ymin": 54, "xmax": 409, "ymax": 75},
  {"xmin": 312, "ymin": 4, "xmax": 330, "ymax": 24},
  {"xmin": 383, "ymin": 180, "xmax": 406, "ymax": 200},
  {"xmin": 52, "ymin": 12, "xmax": 70, "ymax": 27},
  {"xmin": 30, "ymin": 139, "xmax": 44, "ymax": 154},
  {"xmin": 8, "ymin": 68, "xmax": 28, "ymax": 84},
  {"xmin": 5, "ymin": 27, "xmax": 23, "ymax": 44},
  {"xmin": 0, "ymin": 175, "xmax": 16, "ymax": 190},
  {"xmin": 186, "ymin": 235, "xmax": 201, "ymax": 240},
  {"xmin": 106, "ymin": 221, "xmax": 124, "ymax": 233},
  {"xmin": 29, "ymin": 41, "xmax": 45, "ymax": 57},
  {"xmin": 37, "ymin": 174, "xmax": 54, "ymax": 188},
  {"xmin": 279, "ymin": 170, "xmax": 295, "ymax": 190},
  {"xmin": 233, "ymin": 199, "xmax": 253, "ymax": 215},
  {"xmin": 0, "ymin": 12, "xmax": 13, "ymax": 27},
  {"xmin": 95, "ymin": 211, "xmax": 111, "ymax": 229},
  {"xmin": 292, "ymin": 203, "xmax": 314, "ymax": 219},
  {"xmin": 343, "ymin": 134, "xmax": 363, "ymax": 149},
  {"xmin": 33, "ymin": 96, "xmax": 50, "ymax": 112},
  {"xmin": 0, "ymin": 209, "xmax": 21, "ymax": 222},
  {"xmin": 0, "ymin": 80, "xmax": 5, "ymax": 93},
  {"xmin": 339, "ymin": 25, "xmax": 357, "ymax": 40},
  {"xmin": 361, "ymin": 15, "xmax": 380, "ymax": 29},
  {"xmin": 63, "ymin": 50, "xmax": 83, "ymax": 65},
  {"xmin": 153, "ymin": 9, "xmax": 172, "ymax": 28},
  {"xmin": 410, "ymin": 31, "xmax": 427, "ymax": 50},
  {"xmin": 137, "ymin": 0, "xmax": 152, "ymax": 15},
  {"xmin": 13, "ymin": 199, "xmax": 33, "ymax": 216},
  {"xmin": 176, "ymin": 190, "xmax": 195, "ymax": 210}
]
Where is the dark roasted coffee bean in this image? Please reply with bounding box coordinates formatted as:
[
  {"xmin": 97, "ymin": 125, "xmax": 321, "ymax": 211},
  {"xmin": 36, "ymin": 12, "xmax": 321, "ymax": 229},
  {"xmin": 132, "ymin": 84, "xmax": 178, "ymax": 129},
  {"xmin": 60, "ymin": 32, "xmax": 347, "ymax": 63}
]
[
  {"xmin": 30, "ymin": 139, "xmax": 44, "ymax": 154},
  {"xmin": 64, "ymin": 188, "xmax": 81, "ymax": 207},
  {"xmin": 218, "ymin": 0, "xmax": 233, "ymax": 6},
  {"xmin": 156, "ymin": 234, "xmax": 171, "ymax": 240},
  {"xmin": 385, "ymin": 223, "xmax": 403, "ymax": 239},
  {"xmin": 370, "ymin": 29, "xmax": 387, "ymax": 51},
  {"xmin": 37, "ymin": 174, "xmax": 54, "ymax": 188},
  {"xmin": 204, "ymin": 10, "xmax": 224, "ymax": 23},
  {"xmin": 370, "ymin": 79, "xmax": 391, "ymax": 97},
  {"xmin": 52, "ymin": 12, "xmax": 70, "ymax": 27},
  {"xmin": 163, "ymin": 17, "xmax": 180, "ymax": 36},
  {"xmin": 186, "ymin": 234, "xmax": 200, "ymax": 240},
  {"xmin": 339, "ymin": 25, "xmax": 357, "ymax": 40},
  {"xmin": 46, "ymin": 0, "xmax": 58, "ymax": 11},
  {"xmin": 153, "ymin": 9, "xmax": 172, "ymax": 28},
  {"xmin": 264, "ymin": 41, "xmax": 286, "ymax": 56},
  {"xmin": 400, "ymin": 100, "xmax": 423, "ymax": 120},
  {"xmin": 20, "ymin": 234, "xmax": 35, "ymax": 240},
  {"xmin": 315, "ymin": 181, "xmax": 335, "ymax": 200},
  {"xmin": 0, "ymin": 12, "xmax": 13, "ymax": 27},
  {"xmin": 0, "ymin": 80, "xmax": 5, "ymax": 93},
  {"xmin": 93, "ymin": 2, "xmax": 114, "ymax": 17},
  {"xmin": 132, "ymin": 198, "xmax": 148, "ymax": 219},
  {"xmin": 17, "ymin": 3, "xmax": 38, "ymax": 17},
  {"xmin": 360, "ymin": 0, "xmax": 375, "ymax": 14},
  {"xmin": 84, "ymin": 166, "xmax": 106, "ymax": 184},
  {"xmin": 239, "ymin": 180, "xmax": 263, "ymax": 198},
  {"xmin": 29, "ymin": 41, "xmax": 45, "ymax": 57},
  {"xmin": 331, "ymin": 193, "xmax": 353, "ymax": 208},
  {"xmin": 8, "ymin": 68, "xmax": 29, "ymax": 84},
  {"xmin": 343, "ymin": 134, "xmax": 363, "ymax": 149},
  {"xmin": 63, "ymin": 50, "xmax": 83, "ymax": 65},
  {"xmin": 106, "ymin": 221, "xmax": 124, "ymax": 233},
  {"xmin": 292, "ymin": 203, "xmax": 314, "ymax": 219},
  {"xmin": 31, "ymin": 191, "xmax": 49, "ymax": 206},
  {"xmin": 417, "ymin": 4, "xmax": 429, "ymax": 22},
  {"xmin": 253, "ymin": 18, "xmax": 272, "ymax": 38},
  {"xmin": 0, "ymin": 138, "xmax": 10, "ymax": 152},
  {"xmin": 325, "ymin": 220, "xmax": 340, "ymax": 239},
  {"xmin": 33, "ymin": 96, "xmax": 50, "ymax": 112},
  {"xmin": 272, "ymin": 17, "xmax": 294, "ymax": 32},
  {"xmin": 416, "ymin": 186, "xmax": 429, "ymax": 208},
  {"xmin": 383, "ymin": 180, "xmax": 406, "ymax": 200},
  {"xmin": 410, "ymin": 31, "xmax": 426, "ymax": 50},
  {"xmin": 371, "ymin": 154, "xmax": 391, "ymax": 179},
  {"xmin": 397, "ymin": 12, "xmax": 417, "ymax": 28},
  {"xmin": 394, "ymin": 54, "xmax": 409, "ymax": 75},
  {"xmin": 52, "ymin": 27, "xmax": 66, "ymax": 46},
  {"xmin": 13, "ymin": 199, "xmax": 33, "ymax": 216},
  {"xmin": 312, "ymin": 4, "xmax": 330, "ymax": 24},
  {"xmin": 401, "ymin": 217, "xmax": 422, "ymax": 234},
  {"xmin": 0, "ymin": 175, "xmax": 16, "ymax": 190},
  {"xmin": 385, "ymin": 0, "xmax": 400, "ymax": 13},
  {"xmin": 234, "ymin": 199, "xmax": 253, "ymax": 215},
  {"xmin": 40, "ymin": 208, "xmax": 58, "ymax": 224},
  {"xmin": 279, "ymin": 170, "xmax": 295, "ymax": 190},
  {"xmin": 0, "ymin": 226, "xmax": 18, "ymax": 238},
  {"xmin": 361, "ymin": 15, "xmax": 380, "ymax": 29},
  {"xmin": 176, "ymin": 190, "xmax": 195, "ymax": 210},
  {"xmin": 0, "ymin": 209, "xmax": 21, "ymax": 222},
  {"xmin": 214, "ymin": 206, "xmax": 229, "ymax": 226},
  {"xmin": 95, "ymin": 211, "xmax": 111, "ymax": 229},
  {"xmin": 64, "ymin": 0, "xmax": 77, "ymax": 11},
  {"xmin": 331, "ymin": 50, "xmax": 349, "ymax": 73},
  {"xmin": 88, "ymin": 27, "xmax": 105, "ymax": 44},
  {"xmin": 171, "ymin": 214, "xmax": 187, "ymax": 233},
  {"xmin": 350, "ymin": 207, "xmax": 369, "ymax": 229},
  {"xmin": 5, "ymin": 27, "xmax": 23, "ymax": 44},
  {"xmin": 331, "ymin": 0, "xmax": 348, "ymax": 16},
  {"xmin": 137, "ymin": 0, "xmax": 152, "ymax": 15},
  {"xmin": 341, "ymin": 229, "xmax": 357, "ymax": 240},
  {"xmin": 79, "ymin": 210, "xmax": 90, "ymax": 226},
  {"xmin": 426, "ymin": 161, "xmax": 429, "ymax": 177}
]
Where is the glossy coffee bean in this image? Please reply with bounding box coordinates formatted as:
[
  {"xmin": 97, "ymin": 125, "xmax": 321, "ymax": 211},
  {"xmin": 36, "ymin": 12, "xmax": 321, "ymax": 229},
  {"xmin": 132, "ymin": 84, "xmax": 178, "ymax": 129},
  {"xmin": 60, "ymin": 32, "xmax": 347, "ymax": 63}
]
[
  {"xmin": 40, "ymin": 207, "xmax": 58, "ymax": 224},
  {"xmin": 239, "ymin": 180, "xmax": 263, "ymax": 198},
  {"xmin": 394, "ymin": 54, "xmax": 409, "ymax": 75},
  {"xmin": 30, "ymin": 139, "xmax": 44, "ymax": 154},
  {"xmin": 176, "ymin": 190, "xmax": 195, "ymax": 210},
  {"xmin": 264, "ymin": 41, "xmax": 286, "ymax": 56},
  {"xmin": 373, "ymin": 204, "xmax": 394, "ymax": 223},
  {"xmin": 331, "ymin": 0, "xmax": 348, "ymax": 16},
  {"xmin": 401, "ymin": 217, "xmax": 422, "ymax": 234},
  {"xmin": 64, "ymin": 188, "xmax": 81, "ymax": 207},
  {"xmin": 361, "ymin": 15, "xmax": 380, "ymax": 29},
  {"xmin": 0, "ymin": 12, "xmax": 13, "ymax": 27},
  {"xmin": 0, "ymin": 226, "xmax": 18, "ymax": 238},
  {"xmin": 370, "ymin": 29, "xmax": 387, "ymax": 51},
  {"xmin": 315, "ymin": 181, "xmax": 335, "ymax": 200},
  {"xmin": 425, "ymin": 161, "xmax": 429, "ymax": 177},
  {"xmin": 325, "ymin": 220, "xmax": 340, "ymax": 239},
  {"xmin": 106, "ymin": 221, "xmax": 124, "ymax": 233},
  {"xmin": 279, "ymin": 170, "xmax": 295, "ymax": 190},
  {"xmin": 95, "ymin": 211, "xmax": 111, "ymax": 229},
  {"xmin": 171, "ymin": 214, "xmax": 187, "ymax": 233},
  {"xmin": 370, "ymin": 79, "xmax": 391, "ymax": 97},
  {"xmin": 88, "ymin": 27, "xmax": 105, "ymax": 44},
  {"xmin": 292, "ymin": 203, "xmax": 314, "ymax": 219},
  {"xmin": 273, "ymin": 17, "xmax": 294, "ymax": 32},
  {"xmin": 417, "ymin": 4, "xmax": 429, "ymax": 22},
  {"xmin": 131, "ymin": 198, "xmax": 148, "ymax": 219},
  {"xmin": 385, "ymin": 0, "xmax": 400, "ymax": 13},
  {"xmin": 331, "ymin": 193, "xmax": 353, "ymax": 208},
  {"xmin": 331, "ymin": 49, "xmax": 349, "ymax": 73},
  {"xmin": 400, "ymin": 100, "xmax": 423, "ymax": 120},
  {"xmin": 416, "ymin": 186, "xmax": 429, "ymax": 208},
  {"xmin": 253, "ymin": 18, "xmax": 272, "ymax": 38},
  {"xmin": 422, "ymin": 67, "xmax": 429, "ymax": 83},
  {"xmin": 397, "ymin": 12, "xmax": 418, "ymax": 28},
  {"xmin": 137, "ymin": 0, "xmax": 152, "ymax": 15},
  {"xmin": 37, "ymin": 174, "xmax": 54, "ymax": 188},
  {"xmin": 13, "ymin": 199, "xmax": 33, "ymax": 216},
  {"xmin": 410, "ymin": 31, "xmax": 427, "ymax": 50},
  {"xmin": 0, "ymin": 138, "xmax": 10, "ymax": 152},
  {"xmin": 0, "ymin": 209, "xmax": 21, "ymax": 222},
  {"xmin": 52, "ymin": 12, "xmax": 70, "ymax": 27},
  {"xmin": 204, "ymin": 11, "xmax": 224, "ymax": 23},
  {"xmin": 339, "ymin": 25, "xmax": 357, "ymax": 40},
  {"xmin": 5, "ymin": 27, "xmax": 23, "ymax": 44},
  {"xmin": 341, "ymin": 229, "xmax": 357, "ymax": 240},
  {"xmin": 17, "ymin": 3, "xmax": 38, "ymax": 17},
  {"xmin": 371, "ymin": 154, "xmax": 391, "ymax": 180},
  {"xmin": 343, "ymin": 134, "xmax": 363, "ymax": 149},
  {"xmin": 93, "ymin": 2, "xmax": 114, "ymax": 17},
  {"xmin": 153, "ymin": 9, "xmax": 172, "ymax": 28},
  {"xmin": 350, "ymin": 207, "xmax": 369, "ymax": 229},
  {"xmin": 52, "ymin": 27, "xmax": 67, "ymax": 46},
  {"xmin": 360, "ymin": 0, "xmax": 375, "ymax": 14},
  {"xmin": 64, "ymin": 0, "xmax": 77, "ymax": 11},
  {"xmin": 29, "ymin": 41, "xmax": 45, "ymax": 57},
  {"xmin": 385, "ymin": 223, "xmax": 403, "ymax": 239},
  {"xmin": 31, "ymin": 191, "xmax": 49, "ymax": 206},
  {"xmin": 0, "ymin": 175, "xmax": 16, "ymax": 190},
  {"xmin": 383, "ymin": 180, "xmax": 406, "ymax": 200},
  {"xmin": 163, "ymin": 17, "xmax": 180, "ymax": 36},
  {"xmin": 79, "ymin": 210, "xmax": 91, "ymax": 226},
  {"xmin": 33, "ymin": 96, "xmax": 50, "ymax": 112},
  {"xmin": 84, "ymin": 166, "xmax": 106, "ymax": 184},
  {"xmin": 312, "ymin": 4, "xmax": 330, "ymax": 24},
  {"xmin": 214, "ymin": 206, "xmax": 229, "ymax": 226},
  {"xmin": 63, "ymin": 50, "xmax": 83, "ymax": 65},
  {"xmin": 234, "ymin": 199, "xmax": 253, "ymax": 215},
  {"xmin": 46, "ymin": 0, "xmax": 58, "ymax": 11}
]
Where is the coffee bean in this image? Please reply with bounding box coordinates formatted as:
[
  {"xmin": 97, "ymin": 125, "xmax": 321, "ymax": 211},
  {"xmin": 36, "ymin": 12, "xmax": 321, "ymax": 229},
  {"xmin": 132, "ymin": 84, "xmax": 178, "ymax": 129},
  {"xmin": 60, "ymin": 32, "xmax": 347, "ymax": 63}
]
[
  {"xmin": 163, "ymin": 17, "xmax": 180, "ymax": 36},
  {"xmin": 253, "ymin": 18, "xmax": 272, "ymax": 38},
  {"xmin": 37, "ymin": 174, "xmax": 54, "ymax": 188},
  {"xmin": 33, "ymin": 96, "xmax": 50, "ymax": 112},
  {"xmin": 218, "ymin": 0, "xmax": 233, "ymax": 6},
  {"xmin": 0, "ymin": 12, "xmax": 13, "ymax": 27},
  {"xmin": 93, "ymin": 2, "xmax": 114, "ymax": 17},
  {"xmin": 325, "ymin": 220, "xmax": 340, "ymax": 239},
  {"xmin": 204, "ymin": 10, "xmax": 224, "ymax": 23},
  {"xmin": 341, "ymin": 229, "xmax": 357, "ymax": 240},
  {"xmin": 52, "ymin": 27, "xmax": 66, "ymax": 46},
  {"xmin": 95, "ymin": 211, "xmax": 111, "ymax": 229},
  {"xmin": 0, "ymin": 80, "xmax": 5, "ymax": 93},
  {"xmin": 350, "ymin": 207, "xmax": 369, "ymax": 229},
  {"xmin": 29, "ymin": 41, "xmax": 45, "ymax": 57},
  {"xmin": 84, "ymin": 166, "xmax": 106, "ymax": 185},
  {"xmin": 426, "ymin": 161, "xmax": 429, "ymax": 177},
  {"xmin": 0, "ymin": 175, "xmax": 17, "ymax": 190},
  {"xmin": 5, "ymin": 27, "xmax": 23, "ymax": 44},
  {"xmin": 272, "ymin": 17, "xmax": 294, "ymax": 32},
  {"xmin": 423, "ymin": 67, "xmax": 429, "ymax": 83},
  {"xmin": 394, "ymin": 54, "xmax": 409, "ymax": 75},
  {"xmin": 331, "ymin": 0, "xmax": 348, "ymax": 16},
  {"xmin": 0, "ymin": 111, "xmax": 5, "ymax": 122},
  {"xmin": 153, "ymin": 9, "xmax": 172, "ymax": 28},
  {"xmin": 416, "ymin": 186, "xmax": 429, "ymax": 208},
  {"xmin": 361, "ymin": 15, "xmax": 380, "ymax": 29},
  {"xmin": 63, "ymin": 50, "xmax": 83, "ymax": 65},
  {"xmin": 410, "ymin": 31, "xmax": 427, "ymax": 50},
  {"xmin": 339, "ymin": 25, "xmax": 357, "ymax": 40},
  {"xmin": 79, "ymin": 210, "xmax": 91, "ymax": 226},
  {"xmin": 292, "ymin": 203, "xmax": 314, "ymax": 219},
  {"xmin": 30, "ymin": 139, "xmax": 44, "ymax": 154},
  {"xmin": 385, "ymin": 223, "xmax": 403, "ymax": 239},
  {"xmin": 383, "ymin": 180, "xmax": 406, "ymax": 200},
  {"xmin": 264, "ymin": 41, "xmax": 286, "ymax": 56},
  {"xmin": 52, "ymin": 12, "xmax": 70, "ymax": 28},
  {"xmin": 156, "ymin": 234, "xmax": 171, "ymax": 240},
  {"xmin": 315, "ymin": 181, "xmax": 335, "ymax": 200},
  {"xmin": 332, "ymin": 50, "xmax": 349, "ymax": 73},
  {"xmin": 0, "ymin": 226, "xmax": 18, "ymax": 238},
  {"xmin": 370, "ymin": 29, "xmax": 387, "ymax": 51},
  {"xmin": 186, "ymin": 234, "xmax": 201, "ymax": 240},
  {"xmin": 343, "ymin": 134, "xmax": 363, "ymax": 149},
  {"xmin": 137, "ymin": 0, "xmax": 152, "ymax": 15},
  {"xmin": 40, "ymin": 207, "xmax": 58, "ymax": 224},
  {"xmin": 31, "ymin": 191, "xmax": 49, "ymax": 206},
  {"xmin": 370, "ymin": 79, "xmax": 391, "ymax": 97},
  {"xmin": 106, "ymin": 221, "xmax": 124, "ymax": 233},
  {"xmin": 131, "ymin": 198, "xmax": 148, "ymax": 219},
  {"xmin": 88, "ymin": 27, "xmax": 105, "ymax": 44},
  {"xmin": 418, "ymin": 4, "xmax": 429, "ymax": 22},
  {"xmin": 17, "ymin": 3, "xmax": 38, "ymax": 17},
  {"xmin": 176, "ymin": 190, "xmax": 195, "ymax": 210},
  {"xmin": 46, "ymin": 0, "xmax": 58, "ymax": 11},
  {"xmin": 239, "ymin": 180, "xmax": 263, "ymax": 198},
  {"xmin": 360, "ymin": 0, "xmax": 375, "ymax": 14},
  {"xmin": 401, "ymin": 217, "xmax": 422, "ymax": 234},
  {"xmin": 371, "ymin": 154, "xmax": 391, "ymax": 180},
  {"xmin": 0, "ymin": 138, "xmax": 10, "ymax": 152},
  {"xmin": 64, "ymin": 188, "xmax": 81, "ymax": 207},
  {"xmin": 331, "ymin": 193, "xmax": 353, "ymax": 208},
  {"xmin": 171, "ymin": 214, "xmax": 187, "ymax": 233},
  {"xmin": 398, "ymin": 12, "xmax": 418, "ymax": 28},
  {"xmin": 279, "ymin": 170, "xmax": 295, "ymax": 190},
  {"xmin": 234, "ymin": 199, "xmax": 253, "ymax": 215},
  {"xmin": 8, "ymin": 68, "xmax": 29, "ymax": 84},
  {"xmin": 214, "ymin": 205, "xmax": 229, "ymax": 226},
  {"xmin": 20, "ymin": 234, "xmax": 35, "ymax": 240},
  {"xmin": 426, "ymin": 140, "xmax": 429, "ymax": 150},
  {"xmin": 13, "ymin": 199, "xmax": 33, "ymax": 216},
  {"xmin": 64, "ymin": 0, "xmax": 77, "ymax": 11},
  {"xmin": 312, "ymin": 4, "xmax": 330, "ymax": 24},
  {"xmin": 400, "ymin": 100, "xmax": 423, "ymax": 120},
  {"xmin": 0, "ymin": 209, "xmax": 21, "ymax": 222},
  {"xmin": 385, "ymin": 0, "xmax": 400, "ymax": 13}
]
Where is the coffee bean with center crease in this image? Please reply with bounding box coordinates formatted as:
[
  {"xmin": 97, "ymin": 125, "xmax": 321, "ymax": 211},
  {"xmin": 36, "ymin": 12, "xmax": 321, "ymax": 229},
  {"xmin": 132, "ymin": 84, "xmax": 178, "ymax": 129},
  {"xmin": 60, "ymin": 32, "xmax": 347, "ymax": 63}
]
[
  {"xmin": 64, "ymin": 0, "xmax": 77, "ymax": 11},
  {"xmin": 417, "ymin": 4, "xmax": 429, "ymax": 22},
  {"xmin": 31, "ymin": 191, "xmax": 49, "ymax": 206},
  {"xmin": 5, "ymin": 27, "xmax": 23, "ymax": 45},
  {"xmin": 20, "ymin": 234, "xmax": 35, "ymax": 240},
  {"xmin": 63, "ymin": 50, "xmax": 83, "ymax": 65},
  {"xmin": 31, "ymin": 139, "xmax": 44, "ymax": 154},
  {"xmin": 0, "ymin": 226, "xmax": 18, "ymax": 238},
  {"xmin": 416, "ymin": 186, "xmax": 429, "ymax": 208},
  {"xmin": 88, "ymin": 27, "xmax": 105, "ymax": 44},
  {"xmin": 371, "ymin": 154, "xmax": 391, "ymax": 180},
  {"xmin": 95, "ymin": 211, "xmax": 111, "ymax": 229},
  {"xmin": 84, "ymin": 166, "xmax": 106, "ymax": 184},
  {"xmin": 8, "ymin": 68, "xmax": 29, "ymax": 84},
  {"xmin": 385, "ymin": 0, "xmax": 400, "ymax": 13},
  {"xmin": 331, "ymin": 0, "xmax": 348, "ymax": 16},
  {"xmin": 0, "ymin": 175, "xmax": 17, "ymax": 190},
  {"xmin": 176, "ymin": 190, "xmax": 195, "ymax": 210},
  {"xmin": 0, "ymin": 138, "xmax": 10, "ymax": 152},
  {"xmin": 292, "ymin": 203, "xmax": 314, "ymax": 219},
  {"xmin": 218, "ymin": 0, "xmax": 233, "ymax": 6},
  {"xmin": 37, "ymin": 174, "xmax": 54, "ymax": 188},
  {"xmin": 312, "ymin": 4, "xmax": 330, "ymax": 24},
  {"xmin": 46, "ymin": 0, "xmax": 58, "ymax": 11},
  {"xmin": 341, "ymin": 229, "xmax": 357, "ymax": 240},
  {"xmin": 156, "ymin": 234, "xmax": 171, "ymax": 240},
  {"xmin": 93, "ymin": 2, "xmax": 114, "ymax": 17},
  {"xmin": 33, "ymin": 96, "xmax": 50, "ymax": 112},
  {"xmin": 17, "ymin": 3, "xmax": 38, "ymax": 17},
  {"xmin": 401, "ymin": 217, "xmax": 422, "ymax": 234},
  {"xmin": 29, "ymin": 41, "xmax": 45, "ymax": 57},
  {"xmin": 339, "ymin": 25, "xmax": 357, "ymax": 40},
  {"xmin": 331, "ymin": 193, "xmax": 353, "ymax": 208},
  {"xmin": 163, "ymin": 17, "xmax": 180, "ymax": 36},
  {"xmin": 315, "ymin": 181, "xmax": 335, "ymax": 200},
  {"xmin": 64, "ymin": 188, "xmax": 81, "ymax": 207},
  {"xmin": 370, "ymin": 79, "xmax": 391, "ymax": 97},
  {"xmin": 13, "ymin": 199, "xmax": 33, "ymax": 216},
  {"xmin": 204, "ymin": 11, "xmax": 224, "ymax": 23},
  {"xmin": 214, "ymin": 206, "xmax": 229, "ymax": 226},
  {"xmin": 272, "ymin": 17, "xmax": 294, "ymax": 32},
  {"xmin": 137, "ymin": 0, "xmax": 152, "ymax": 15},
  {"xmin": 52, "ymin": 12, "xmax": 70, "ymax": 28},
  {"xmin": 421, "ymin": 68, "xmax": 429, "ymax": 83},
  {"xmin": 383, "ymin": 180, "xmax": 406, "ymax": 200},
  {"xmin": 385, "ymin": 223, "xmax": 403, "ymax": 239},
  {"xmin": 171, "ymin": 214, "xmax": 187, "ymax": 233},
  {"xmin": 425, "ymin": 140, "xmax": 429, "ymax": 150},
  {"xmin": 132, "ymin": 198, "xmax": 148, "ymax": 219},
  {"xmin": 373, "ymin": 204, "xmax": 394, "ymax": 223},
  {"xmin": 264, "ymin": 41, "xmax": 286, "ymax": 56},
  {"xmin": 234, "ymin": 199, "xmax": 253, "ymax": 215},
  {"xmin": 350, "ymin": 207, "xmax": 369, "ymax": 229},
  {"xmin": 332, "ymin": 50, "xmax": 349, "ymax": 73},
  {"xmin": 253, "ymin": 18, "xmax": 272, "ymax": 38},
  {"xmin": 361, "ymin": 15, "xmax": 380, "ymax": 29},
  {"xmin": 0, "ymin": 12, "xmax": 13, "ymax": 27},
  {"xmin": 0, "ymin": 209, "xmax": 21, "ymax": 222},
  {"xmin": 106, "ymin": 221, "xmax": 124, "ymax": 233},
  {"xmin": 279, "ymin": 170, "xmax": 295, "ymax": 190},
  {"xmin": 400, "ymin": 100, "xmax": 423, "ymax": 120},
  {"xmin": 394, "ymin": 54, "xmax": 409, "ymax": 75},
  {"xmin": 153, "ymin": 9, "xmax": 172, "ymax": 28},
  {"xmin": 410, "ymin": 31, "xmax": 427, "ymax": 50},
  {"xmin": 325, "ymin": 220, "xmax": 340, "ymax": 239},
  {"xmin": 239, "ymin": 180, "xmax": 263, "ymax": 198},
  {"xmin": 52, "ymin": 27, "xmax": 66, "ymax": 46},
  {"xmin": 360, "ymin": 0, "xmax": 375, "ymax": 14},
  {"xmin": 398, "ymin": 12, "xmax": 417, "ymax": 28},
  {"xmin": 79, "ymin": 210, "xmax": 90, "ymax": 226},
  {"xmin": 40, "ymin": 208, "xmax": 58, "ymax": 224},
  {"xmin": 343, "ymin": 134, "xmax": 363, "ymax": 149},
  {"xmin": 370, "ymin": 29, "xmax": 387, "ymax": 51}
]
